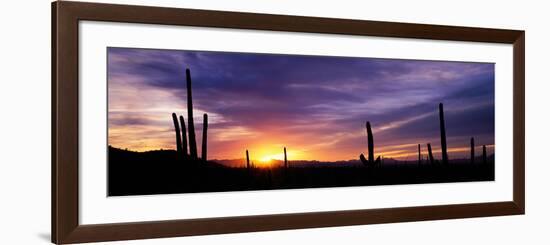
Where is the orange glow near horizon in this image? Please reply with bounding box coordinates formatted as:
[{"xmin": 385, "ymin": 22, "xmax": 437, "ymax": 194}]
[
  {"xmin": 108, "ymin": 134, "xmax": 496, "ymax": 162},
  {"xmin": 258, "ymin": 150, "xmax": 300, "ymax": 163}
]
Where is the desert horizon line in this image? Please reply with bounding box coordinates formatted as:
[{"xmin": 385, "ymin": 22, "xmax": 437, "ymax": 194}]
[{"xmin": 108, "ymin": 143, "xmax": 495, "ymax": 162}]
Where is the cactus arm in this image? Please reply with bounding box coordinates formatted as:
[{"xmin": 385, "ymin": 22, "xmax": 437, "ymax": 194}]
[{"xmin": 171, "ymin": 113, "xmax": 183, "ymax": 155}]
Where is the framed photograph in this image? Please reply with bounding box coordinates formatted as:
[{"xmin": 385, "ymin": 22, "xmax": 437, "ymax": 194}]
[{"xmin": 52, "ymin": 1, "xmax": 524, "ymax": 244}]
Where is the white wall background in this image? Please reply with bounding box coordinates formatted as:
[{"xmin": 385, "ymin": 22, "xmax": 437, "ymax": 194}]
[{"xmin": 0, "ymin": 0, "xmax": 548, "ymax": 244}]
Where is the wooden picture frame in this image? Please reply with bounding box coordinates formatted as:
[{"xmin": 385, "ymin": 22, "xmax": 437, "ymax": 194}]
[{"xmin": 52, "ymin": 1, "xmax": 525, "ymax": 244}]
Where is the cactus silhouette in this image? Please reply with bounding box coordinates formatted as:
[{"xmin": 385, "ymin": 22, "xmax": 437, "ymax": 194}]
[
  {"xmin": 246, "ymin": 149, "xmax": 250, "ymax": 169},
  {"xmin": 201, "ymin": 113, "xmax": 208, "ymax": 161},
  {"xmin": 169, "ymin": 69, "xmax": 210, "ymax": 162},
  {"xmin": 360, "ymin": 121, "xmax": 380, "ymax": 167},
  {"xmin": 427, "ymin": 143, "xmax": 435, "ymax": 165},
  {"xmin": 179, "ymin": 115, "xmax": 188, "ymax": 158},
  {"xmin": 284, "ymin": 147, "xmax": 288, "ymax": 168},
  {"xmin": 186, "ymin": 68, "xmax": 198, "ymax": 159},
  {"xmin": 171, "ymin": 113, "xmax": 183, "ymax": 156},
  {"xmin": 418, "ymin": 144, "xmax": 421, "ymax": 165},
  {"xmin": 359, "ymin": 154, "xmax": 369, "ymax": 166},
  {"xmin": 366, "ymin": 121, "xmax": 374, "ymax": 164},
  {"xmin": 470, "ymin": 137, "xmax": 475, "ymax": 164},
  {"xmin": 483, "ymin": 145, "xmax": 487, "ymax": 164},
  {"xmin": 439, "ymin": 103, "xmax": 449, "ymax": 165}
]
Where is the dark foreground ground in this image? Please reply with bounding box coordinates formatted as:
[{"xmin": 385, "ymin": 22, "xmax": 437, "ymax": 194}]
[{"xmin": 108, "ymin": 147, "xmax": 495, "ymax": 196}]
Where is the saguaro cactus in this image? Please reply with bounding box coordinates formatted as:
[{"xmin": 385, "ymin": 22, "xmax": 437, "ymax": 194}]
[
  {"xmin": 171, "ymin": 113, "xmax": 183, "ymax": 155},
  {"xmin": 360, "ymin": 121, "xmax": 378, "ymax": 167},
  {"xmin": 483, "ymin": 145, "xmax": 487, "ymax": 164},
  {"xmin": 179, "ymin": 115, "xmax": 188, "ymax": 157},
  {"xmin": 439, "ymin": 103, "xmax": 449, "ymax": 165},
  {"xmin": 418, "ymin": 144, "xmax": 421, "ymax": 165},
  {"xmin": 284, "ymin": 147, "xmax": 288, "ymax": 168},
  {"xmin": 427, "ymin": 143, "xmax": 435, "ymax": 165},
  {"xmin": 186, "ymin": 68, "xmax": 198, "ymax": 159},
  {"xmin": 470, "ymin": 137, "xmax": 475, "ymax": 164},
  {"xmin": 246, "ymin": 149, "xmax": 250, "ymax": 169},
  {"xmin": 201, "ymin": 113, "xmax": 208, "ymax": 161},
  {"xmin": 366, "ymin": 121, "xmax": 374, "ymax": 165}
]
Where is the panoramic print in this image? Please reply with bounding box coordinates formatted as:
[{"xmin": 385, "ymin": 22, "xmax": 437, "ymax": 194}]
[{"xmin": 107, "ymin": 47, "xmax": 495, "ymax": 196}]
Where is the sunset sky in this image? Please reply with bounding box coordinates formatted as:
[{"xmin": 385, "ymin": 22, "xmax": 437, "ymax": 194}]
[{"xmin": 107, "ymin": 47, "xmax": 495, "ymax": 162}]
